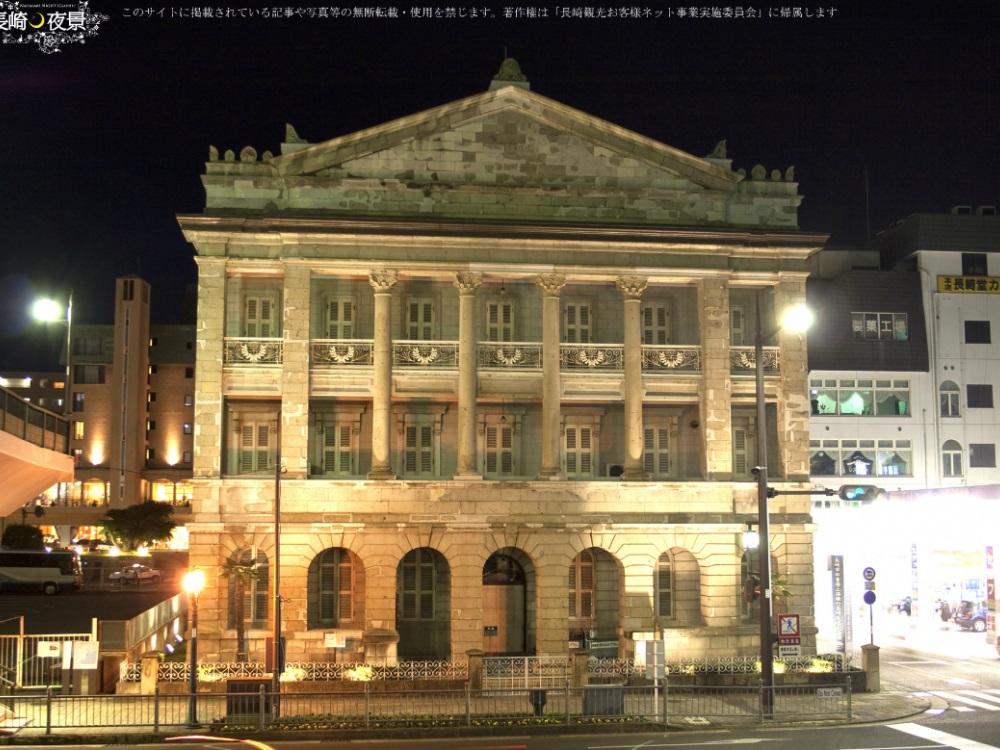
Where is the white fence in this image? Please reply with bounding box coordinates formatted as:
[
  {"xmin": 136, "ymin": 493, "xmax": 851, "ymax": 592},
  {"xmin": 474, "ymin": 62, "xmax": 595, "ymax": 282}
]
[{"xmin": 0, "ymin": 630, "xmax": 96, "ymax": 689}]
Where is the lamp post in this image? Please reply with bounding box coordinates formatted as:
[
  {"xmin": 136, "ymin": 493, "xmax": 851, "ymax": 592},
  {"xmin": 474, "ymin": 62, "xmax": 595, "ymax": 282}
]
[
  {"xmin": 182, "ymin": 569, "xmax": 206, "ymax": 728},
  {"xmin": 30, "ymin": 293, "xmax": 73, "ymax": 416},
  {"xmin": 753, "ymin": 293, "xmax": 813, "ymax": 717}
]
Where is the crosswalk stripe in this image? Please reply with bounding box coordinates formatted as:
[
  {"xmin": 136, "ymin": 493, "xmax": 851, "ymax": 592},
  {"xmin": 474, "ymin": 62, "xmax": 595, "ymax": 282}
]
[
  {"xmin": 892, "ymin": 722, "xmax": 1000, "ymax": 750},
  {"xmin": 954, "ymin": 706, "xmax": 975, "ymax": 712},
  {"xmin": 958, "ymin": 690, "xmax": 1000, "ymax": 705},
  {"xmin": 931, "ymin": 690, "xmax": 1000, "ymax": 711}
]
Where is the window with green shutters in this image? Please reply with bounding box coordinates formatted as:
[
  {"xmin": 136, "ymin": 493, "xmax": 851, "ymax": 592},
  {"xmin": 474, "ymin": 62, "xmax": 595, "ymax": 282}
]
[
  {"xmin": 564, "ymin": 303, "xmax": 592, "ymax": 343},
  {"xmin": 243, "ymin": 295, "xmax": 277, "ymax": 338},
  {"xmin": 655, "ymin": 552, "xmax": 674, "ymax": 619},
  {"xmin": 322, "ymin": 423, "xmax": 354, "ymax": 476},
  {"xmin": 564, "ymin": 426, "xmax": 594, "ymax": 478},
  {"xmin": 325, "ymin": 297, "xmax": 354, "ymax": 339},
  {"xmin": 484, "ymin": 423, "xmax": 514, "ymax": 476},
  {"xmin": 486, "ymin": 301, "xmax": 514, "ymax": 342},
  {"xmin": 316, "ymin": 548, "xmax": 353, "ymax": 626},
  {"xmin": 642, "ymin": 303, "xmax": 670, "ymax": 345},
  {"xmin": 568, "ymin": 550, "xmax": 595, "ymax": 619},
  {"xmin": 404, "ymin": 424, "xmax": 435, "ymax": 476},
  {"xmin": 643, "ymin": 426, "xmax": 670, "ymax": 476},
  {"xmin": 399, "ymin": 548, "xmax": 436, "ymax": 620},
  {"xmin": 239, "ymin": 421, "xmax": 274, "ymax": 474},
  {"xmin": 407, "ymin": 298, "xmax": 434, "ymax": 340}
]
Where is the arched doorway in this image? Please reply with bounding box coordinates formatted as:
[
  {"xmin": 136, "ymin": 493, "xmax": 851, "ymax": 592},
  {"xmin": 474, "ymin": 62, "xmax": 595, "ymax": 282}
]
[
  {"xmin": 396, "ymin": 547, "xmax": 450, "ymax": 660},
  {"xmin": 568, "ymin": 547, "xmax": 621, "ymax": 655},
  {"xmin": 482, "ymin": 549, "xmax": 535, "ymax": 654}
]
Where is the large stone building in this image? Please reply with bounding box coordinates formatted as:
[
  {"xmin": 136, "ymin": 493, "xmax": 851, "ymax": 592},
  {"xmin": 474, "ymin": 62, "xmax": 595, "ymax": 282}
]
[{"xmin": 179, "ymin": 64, "xmax": 824, "ymax": 664}]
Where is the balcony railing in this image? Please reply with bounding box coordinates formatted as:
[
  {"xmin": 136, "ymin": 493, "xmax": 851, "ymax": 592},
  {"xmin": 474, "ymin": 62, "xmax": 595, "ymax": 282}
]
[
  {"xmin": 224, "ymin": 337, "xmax": 283, "ymax": 366},
  {"xmin": 560, "ymin": 343, "xmax": 624, "ymax": 370},
  {"xmin": 0, "ymin": 387, "xmax": 69, "ymax": 453},
  {"xmin": 730, "ymin": 346, "xmax": 780, "ymax": 374},
  {"xmin": 641, "ymin": 345, "xmax": 702, "ymax": 372},
  {"xmin": 478, "ymin": 342, "xmax": 542, "ymax": 370},
  {"xmin": 310, "ymin": 339, "xmax": 374, "ymax": 366},
  {"xmin": 393, "ymin": 340, "xmax": 458, "ymax": 368}
]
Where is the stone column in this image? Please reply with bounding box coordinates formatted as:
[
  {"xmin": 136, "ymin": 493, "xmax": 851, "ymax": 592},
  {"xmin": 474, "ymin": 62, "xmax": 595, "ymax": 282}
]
[
  {"xmin": 281, "ymin": 265, "xmax": 311, "ymax": 479},
  {"xmin": 454, "ymin": 272, "xmax": 483, "ymax": 479},
  {"xmin": 773, "ymin": 279, "xmax": 810, "ymax": 481},
  {"xmin": 368, "ymin": 269, "xmax": 398, "ymax": 479},
  {"xmin": 536, "ymin": 274, "xmax": 566, "ymax": 478},
  {"xmin": 192, "ymin": 257, "xmax": 226, "ymax": 484},
  {"xmin": 697, "ymin": 279, "xmax": 733, "ymax": 479},
  {"xmin": 617, "ymin": 276, "xmax": 648, "ymax": 480}
]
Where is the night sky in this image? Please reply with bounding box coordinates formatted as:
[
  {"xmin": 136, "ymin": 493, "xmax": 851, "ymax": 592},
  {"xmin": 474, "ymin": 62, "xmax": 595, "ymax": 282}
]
[{"xmin": 2, "ymin": 1, "xmax": 998, "ymax": 369}]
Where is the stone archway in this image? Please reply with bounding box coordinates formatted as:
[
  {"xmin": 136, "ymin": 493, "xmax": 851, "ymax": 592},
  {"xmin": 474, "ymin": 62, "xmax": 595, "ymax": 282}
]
[
  {"xmin": 482, "ymin": 547, "xmax": 536, "ymax": 654},
  {"xmin": 396, "ymin": 547, "xmax": 451, "ymax": 660}
]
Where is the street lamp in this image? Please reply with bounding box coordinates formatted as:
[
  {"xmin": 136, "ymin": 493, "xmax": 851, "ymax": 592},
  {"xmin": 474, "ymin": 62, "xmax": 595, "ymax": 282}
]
[
  {"xmin": 754, "ymin": 294, "xmax": 813, "ymax": 717},
  {"xmin": 30, "ymin": 293, "xmax": 73, "ymax": 416},
  {"xmin": 182, "ymin": 569, "xmax": 206, "ymax": 728}
]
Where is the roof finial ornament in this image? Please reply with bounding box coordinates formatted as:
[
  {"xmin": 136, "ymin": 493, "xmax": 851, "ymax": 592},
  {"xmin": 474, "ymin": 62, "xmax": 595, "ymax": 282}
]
[
  {"xmin": 490, "ymin": 56, "xmax": 530, "ymax": 91},
  {"xmin": 707, "ymin": 139, "xmax": 727, "ymax": 159},
  {"xmin": 285, "ymin": 123, "xmax": 306, "ymax": 144}
]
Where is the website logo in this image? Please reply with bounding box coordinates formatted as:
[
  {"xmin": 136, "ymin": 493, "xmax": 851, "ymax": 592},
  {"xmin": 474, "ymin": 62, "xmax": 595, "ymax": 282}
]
[{"xmin": 0, "ymin": 1, "xmax": 108, "ymax": 53}]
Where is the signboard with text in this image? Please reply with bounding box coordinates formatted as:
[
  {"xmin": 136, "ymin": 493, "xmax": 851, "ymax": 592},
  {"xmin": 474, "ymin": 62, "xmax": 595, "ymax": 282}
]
[{"xmin": 937, "ymin": 275, "xmax": 1000, "ymax": 294}]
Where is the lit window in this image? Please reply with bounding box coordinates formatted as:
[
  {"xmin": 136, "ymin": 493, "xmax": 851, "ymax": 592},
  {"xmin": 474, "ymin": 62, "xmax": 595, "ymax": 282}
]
[
  {"xmin": 851, "ymin": 312, "xmax": 908, "ymax": 341},
  {"xmin": 183, "ymin": 423, "xmax": 193, "ymax": 435},
  {"xmin": 73, "ymin": 421, "xmax": 85, "ymax": 440},
  {"xmin": 184, "ymin": 394, "xmax": 194, "ymax": 407}
]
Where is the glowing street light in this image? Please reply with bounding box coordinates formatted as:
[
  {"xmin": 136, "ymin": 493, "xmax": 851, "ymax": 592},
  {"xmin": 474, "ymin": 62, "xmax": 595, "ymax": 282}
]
[
  {"xmin": 30, "ymin": 293, "xmax": 73, "ymax": 416},
  {"xmin": 182, "ymin": 569, "xmax": 206, "ymax": 728},
  {"xmin": 754, "ymin": 293, "xmax": 814, "ymax": 718}
]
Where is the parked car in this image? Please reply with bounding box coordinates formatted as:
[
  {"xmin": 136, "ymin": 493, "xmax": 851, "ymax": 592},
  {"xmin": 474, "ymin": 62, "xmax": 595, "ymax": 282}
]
[
  {"xmin": 953, "ymin": 600, "xmax": 988, "ymax": 632},
  {"xmin": 109, "ymin": 564, "xmax": 161, "ymax": 584}
]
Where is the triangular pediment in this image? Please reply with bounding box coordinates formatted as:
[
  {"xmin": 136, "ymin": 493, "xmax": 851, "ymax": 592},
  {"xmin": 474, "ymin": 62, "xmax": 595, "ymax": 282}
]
[{"xmin": 273, "ymin": 86, "xmax": 738, "ymax": 192}]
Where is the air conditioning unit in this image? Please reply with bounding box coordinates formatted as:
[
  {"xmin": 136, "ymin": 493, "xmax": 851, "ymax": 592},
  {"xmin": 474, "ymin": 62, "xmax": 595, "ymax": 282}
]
[
  {"xmin": 977, "ymin": 206, "xmax": 997, "ymax": 216},
  {"xmin": 951, "ymin": 205, "xmax": 973, "ymax": 215}
]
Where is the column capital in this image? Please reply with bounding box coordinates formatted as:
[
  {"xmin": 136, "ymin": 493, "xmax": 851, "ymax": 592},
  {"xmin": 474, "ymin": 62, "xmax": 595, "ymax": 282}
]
[
  {"xmin": 368, "ymin": 269, "xmax": 399, "ymax": 292},
  {"xmin": 453, "ymin": 271, "xmax": 484, "ymax": 293},
  {"xmin": 535, "ymin": 273, "xmax": 567, "ymax": 296},
  {"xmin": 616, "ymin": 275, "xmax": 648, "ymax": 299}
]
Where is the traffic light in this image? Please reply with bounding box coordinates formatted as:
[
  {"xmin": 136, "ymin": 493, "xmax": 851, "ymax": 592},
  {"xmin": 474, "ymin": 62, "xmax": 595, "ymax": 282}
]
[{"xmin": 837, "ymin": 485, "xmax": 884, "ymax": 503}]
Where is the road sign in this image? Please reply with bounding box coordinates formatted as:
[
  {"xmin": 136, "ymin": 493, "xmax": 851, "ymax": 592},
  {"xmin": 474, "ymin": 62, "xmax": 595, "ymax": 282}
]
[
  {"xmin": 778, "ymin": 614, "xmax": 800, "ymax": 637},
  {"xmin": 778, "ymin": 644, "xmax": 801, "ymax": 658},
  {"xmin": 864, "ymin": 581, "xmax": 876, "ymax": 591},
  {"xmin": 863, "ymin": 566, "xmax": 876, "ymax": 581},
  {"xmin": 863, "ymin": 590, "xmax": 877, "ymax": 605}
]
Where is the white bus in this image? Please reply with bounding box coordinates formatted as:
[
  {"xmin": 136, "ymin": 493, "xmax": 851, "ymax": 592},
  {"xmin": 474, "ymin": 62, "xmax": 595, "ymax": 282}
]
[{"xmin": 0, "ymin": 549, "xmax": 82, "ymax": 594}]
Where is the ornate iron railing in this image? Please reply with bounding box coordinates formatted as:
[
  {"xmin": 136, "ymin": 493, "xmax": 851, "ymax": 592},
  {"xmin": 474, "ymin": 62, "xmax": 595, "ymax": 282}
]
[
  {"xmin": 477, "ymin": 342, "xmax": 542, "ymax": 369},
  {"xmin": 223, "ymin": 337, "xmax": 283, "ymax": 366},
  {"xmin": 729, "ymin": 346, "xmax": 780, "ymax": 374},
  {"xmin": 559, "ymin": 344, "xmax": 624, "ymax": 370},
  {"xmin": 393, "ymin": 340, "xmax": 458, "ymax": 368},
  {"xmin": 586, "ymin": 653, "xmax": 849, "ymax": 678},
  {"xmin": 641, "ymin": 345, "xmax": 702, "ymax": 372},
  {"xmin": 483, "ymin": 656, "xmax": 570, "ymax": 689},
  {"xmin": 310, "ymin": 339, "xmax": 374, "ymax": 366},
  {"xmin": 120, "ymin": 659, "xmax": 469, "ymax": 683}
]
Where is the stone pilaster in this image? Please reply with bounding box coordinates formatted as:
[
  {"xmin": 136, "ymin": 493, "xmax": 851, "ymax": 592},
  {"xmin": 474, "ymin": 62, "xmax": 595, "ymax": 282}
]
[
  {"xmin": 454, "ymin": 272, "xmax": 483, "ymax": 479},
  {"xmin": 368, "ymin": 269, "xmax": 398, "ymax": 479},
  {"xmin": 536, "ymin": 273, "xmax": 566, "ymax": 478},
  {"xmin": 774, "ymin": 279, "xmax": 810, "ymax": 480},
  {"xmin": 281, "ymin": 265, "xmax": 311, "ymax": 479},
  {"xmin": 535, "ymin": 544, "xmax": 571, "ymax": 654},
  {"xmin": 617, "ymin": 276, "xmax": 648, "ymax": 480},
  {"xmin": 192, "ymin": 258, "xmax": 226, "ymax": 521},
  {"xmin": 698, "ymin": 279, "xmax": 732, "ymax": 479}
]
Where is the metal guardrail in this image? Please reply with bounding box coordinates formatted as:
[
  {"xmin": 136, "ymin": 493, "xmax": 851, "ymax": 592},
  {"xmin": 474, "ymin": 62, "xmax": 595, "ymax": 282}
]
[
  {"xmin": 0, "ymin": 632, "xmax": 93, "ymax": 689},
  {"xmin": 0, "ymin": 681, "xmax": 853, "ymax": 734},
  {"xmin": 0, "ymin": 386, "xmax": 69, "ymax": 453}
]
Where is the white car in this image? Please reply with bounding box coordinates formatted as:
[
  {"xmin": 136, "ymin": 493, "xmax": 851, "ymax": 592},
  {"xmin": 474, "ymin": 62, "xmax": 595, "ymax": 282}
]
[{"xmin": 109, "ymin": 564, "xmax": 161, "ymax": 584}]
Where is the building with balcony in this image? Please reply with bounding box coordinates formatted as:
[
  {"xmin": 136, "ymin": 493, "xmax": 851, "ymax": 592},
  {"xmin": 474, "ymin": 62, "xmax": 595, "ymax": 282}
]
[
  {"xmin": 179, "ymin": 63, "xmax": 825, "ymax": 664},
  {"xmin": 2, "ymin": 276, "xmax": 196, "ymax": 545}
]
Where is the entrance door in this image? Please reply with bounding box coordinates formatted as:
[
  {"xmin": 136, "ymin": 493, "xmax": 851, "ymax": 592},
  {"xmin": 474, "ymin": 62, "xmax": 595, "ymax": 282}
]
[{"xmin": 482, "ymin": 584, "xmax": 525, "ymax": 654}]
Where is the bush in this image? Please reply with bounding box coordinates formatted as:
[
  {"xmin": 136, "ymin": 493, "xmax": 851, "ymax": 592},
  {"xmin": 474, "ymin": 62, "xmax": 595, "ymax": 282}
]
[{"xmin": 1, "ymin": 525, "xmax": 43, "ymax": 550}]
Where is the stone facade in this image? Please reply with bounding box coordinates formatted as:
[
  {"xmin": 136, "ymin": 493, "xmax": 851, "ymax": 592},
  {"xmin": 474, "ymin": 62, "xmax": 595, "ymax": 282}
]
[{"xmin": 179, "ymin": 68, "xmax": 824, "ymax": 665}]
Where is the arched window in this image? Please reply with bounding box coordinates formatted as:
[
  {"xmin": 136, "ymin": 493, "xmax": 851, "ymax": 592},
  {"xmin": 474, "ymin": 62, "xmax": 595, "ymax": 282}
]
[
  {"xmin": 940, "ymin": 381, "xmax": 961, "ymax": 418},
  {"xmin": 307, "ymin": 548, "xmax": 358, "ymax": 628},
  {"xmin": 226, "ymin": 548, "xmax": 268, "ymax": 629},
  {"xmin": 655, "ymin": 552, "xmax": 674, "ymax": 619},
  {"xmin": 942, "ymin": 440, "xmax": 963, "ymax": 477},
  {"xmin": 568, "ymin": 550, "xmax": 595, "ymax": 619}
]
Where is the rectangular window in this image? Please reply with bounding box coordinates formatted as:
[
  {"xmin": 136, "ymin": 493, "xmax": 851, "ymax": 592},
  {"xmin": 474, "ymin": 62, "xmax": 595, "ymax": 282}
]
[
  {"xmin": 970, "ymin": 443, "xmax": 997, "ymax": 468},
  {"xmin": 321, "ymin": 422, "xmax": 354, "ymax": 476},
  {"xmin": 642, "ymin": 303, "xmax": 670, "ymax": 345},
  {"xmin": 148, "ymin": 392, "xmax": 156, "ymax": 403},
  {"xmin": 733, "ymin": 427, "xmax": 749, "ymax": 475},
  {"xmin": 965, "ymin": 320, "xmax": 991, "ymax": 344},
  {"xmin": 182, "ymin": 451, "xmax": 192, "ymax": 464},
  {"xmin": 810, "ymin": 379, "xmax": 910, "ymax": 417},
  {"xmin": 146, "ymin": 448, "xmax": 155, "ymax": 462},
  {"xmin": 968, "ymin": 384, "xmax": 994, "ymax": 408},
  {"xmin": 486, "ymin": 301, "xmax": 515, "ymax": 342},
  {"xmin": 876, "ymin": 439, "xmax": 913, "ymax": 476},
  {"xmin": 72, "ymin": 392, "xmax": 85, "ymax": 412},
  {"xmin": 231, "ymin": 416, "xmax": 276, "ymax": 475},
  {"xmin": 962, "ymin": 253, "xmax": 989, "ymax": 276},
  {"xmin": 851, "ymin": 312, "xmax": 908, "ymax": 341},
  {"xmin": 406, "ymin": 299, "xmax": 435, "ymax": 340},
  {"xmin": 72, "ymin": 365, "xmax": 105, "ymax": 385},
  {"xmin": 484, "ymin": 423, "xmax": 514, "ymax": 475},
  {"xmin": 325, "ymin": 297, "xmax": 355, "ymax": 339},
  {"xmin": 564, "ymin": 303, "xmax": 592, "ymax": 343},
  {"xmin": 643, "ymin": 426, "xmax": 670, "ymax": 476},
  {"xmin": 72, "ymin": 337, "xmax": 103, "ymax": 356},
  {"xmin": 730, "ymin": 305, "xmax": 746, "ymax": 345},
  {"xmin": 183, "ymin": 422, "xmax": 193, "ymax": 435},
  {"xmin": 147, "ymin": 420, "xmax": 156, "ymax": 432},
  {"xmin": 403, "ymin": 423, "xmax": 435, "ymax": 477},
  {"xmin": 185, "ymin": 367, "xmax": 194, "ymax": 379},
  {"xmin": 73, "ymin": 421, "xmax": 85, "ymax": 440},
  {"xmin": 244, "ymin": 295, "xmax": 277, "ymax": 338},
  {"xmin": 184, "ymin": 394, "xmax": 194, "ymax": 407},
  {"xmin": 564, "ymin": 426, "xmax": 594, "ymax": 477}
]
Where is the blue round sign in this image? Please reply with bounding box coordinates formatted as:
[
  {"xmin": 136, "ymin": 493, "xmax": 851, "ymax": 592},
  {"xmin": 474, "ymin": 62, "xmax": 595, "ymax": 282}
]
[{"xmin": 863, "ymin": 591, "xmax": 877, "ymax": 605}]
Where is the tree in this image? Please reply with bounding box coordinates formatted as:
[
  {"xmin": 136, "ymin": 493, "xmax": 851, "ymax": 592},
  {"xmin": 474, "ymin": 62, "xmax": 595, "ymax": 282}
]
[
  {"xmin": 1, "ymin": 524, "xmax": 43, "ymax": 550},
  {"xmin": 101, "ymin": 502, "xmax": 175, "ymax": 552},
  {"xmin": 220, "ymin": 554, "xmax": 263, "ymax": 663}
]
